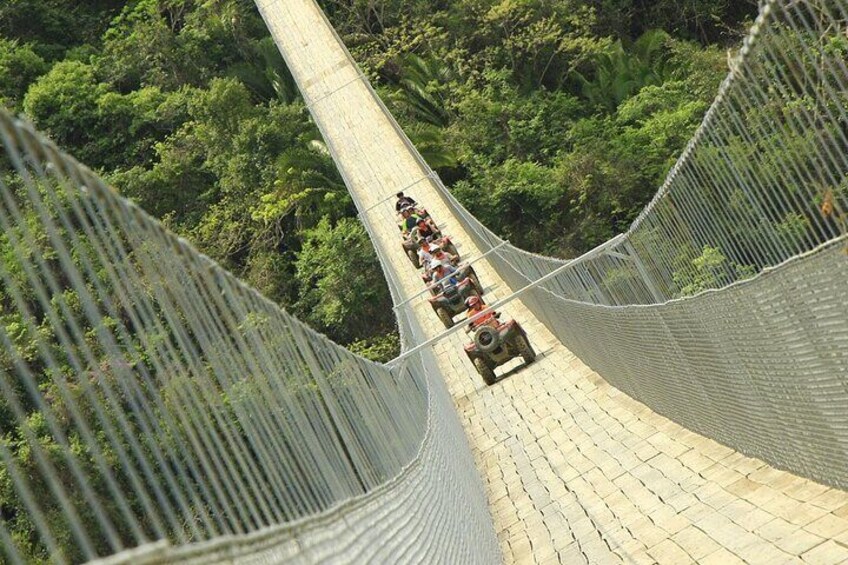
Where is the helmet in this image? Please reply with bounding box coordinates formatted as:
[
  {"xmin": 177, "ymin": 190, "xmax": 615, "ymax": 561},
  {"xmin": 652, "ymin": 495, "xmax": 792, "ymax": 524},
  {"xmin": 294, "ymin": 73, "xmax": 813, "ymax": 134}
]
[
  {"xmin": 420, "ymin": 240, "xmax": 431, "ymax": 248},
  {"xmin": 465, "ymin": 296, "xmax": 481, "ymax": 308},
  {"xmin": 431, "ymin": 261, "xmax": 444, "ymax": 270},
  {"xmin": 400, "ymin": 205, "xmax": 413, "ymax": 214},
  {"xmin": 396, "ymin": 191, "xmax": 404, "ymax": 198}
]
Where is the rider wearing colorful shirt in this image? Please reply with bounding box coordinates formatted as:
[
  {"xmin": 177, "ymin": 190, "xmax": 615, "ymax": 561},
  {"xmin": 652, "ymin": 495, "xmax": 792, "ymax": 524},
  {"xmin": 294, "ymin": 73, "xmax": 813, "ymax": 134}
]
[
  {"xmin": 399, "ymin": 206, "xmax": 425, "ymax": 234},
  {"xmin": 465, "ymin": 295, "xmax": 498, "ymax": 329},
  {"xmin": 431, "ymin": 261, "xmax": 459, "ymax": 291},
  {"xmin": 415, "ymin": 218, "xmax": 436, "ymax": 241},
  {"xmin": 418, "ymin": 240, "xmax": 435, "ymax": 270}
]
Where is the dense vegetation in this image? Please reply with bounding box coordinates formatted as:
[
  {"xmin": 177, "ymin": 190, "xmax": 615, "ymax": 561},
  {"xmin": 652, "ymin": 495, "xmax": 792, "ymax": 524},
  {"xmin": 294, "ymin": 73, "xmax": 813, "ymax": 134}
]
[
  {"xmin": 1, "ymin": 0, "xmax": 756, "ymax": 362},
  {"xmin": 329, "ymin": 0, "xmax": 756, "ymax": 256}
]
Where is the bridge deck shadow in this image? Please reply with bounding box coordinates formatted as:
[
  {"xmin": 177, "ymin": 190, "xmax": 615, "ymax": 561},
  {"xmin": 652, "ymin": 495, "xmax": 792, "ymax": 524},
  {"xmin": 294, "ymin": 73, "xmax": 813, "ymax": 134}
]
[{"xmin": 485, "ymin": 346, "xmax": 558, "ymax": 388}]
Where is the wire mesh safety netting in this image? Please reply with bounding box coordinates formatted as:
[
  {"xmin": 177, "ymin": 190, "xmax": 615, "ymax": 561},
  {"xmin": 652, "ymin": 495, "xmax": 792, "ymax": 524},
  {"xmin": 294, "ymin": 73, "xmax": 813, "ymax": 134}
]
[
  {"xmin": 255, "ymin": 0, "xmax": 848, "ymax": 500},
  {"xmin": 259, "ymin": 0, "xmax": 848, "ymax": 491},
  {"xmin": 425, "ymin": 0, "xmax": 848, "ymax": 304},
  {"xmin": 410, "ymin": 0, "xmax": 848, "ymax": 488},
  {"xmin": 0, "ymin": 109, "xmax": 497, "ymax": 563}
]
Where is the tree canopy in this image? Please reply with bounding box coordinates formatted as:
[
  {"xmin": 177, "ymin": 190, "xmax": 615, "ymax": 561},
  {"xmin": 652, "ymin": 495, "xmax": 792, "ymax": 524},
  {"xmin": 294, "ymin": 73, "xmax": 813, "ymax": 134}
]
[{"xmin": 1, "ymin": 0, "xmax": 757, "ymax": 357}]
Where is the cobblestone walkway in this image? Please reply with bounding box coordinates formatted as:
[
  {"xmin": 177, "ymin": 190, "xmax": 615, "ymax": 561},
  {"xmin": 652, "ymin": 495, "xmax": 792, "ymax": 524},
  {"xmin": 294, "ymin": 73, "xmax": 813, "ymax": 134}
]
[{"xmin": 261, "ymin": 0, "xmax": 848, "ymax": 561}]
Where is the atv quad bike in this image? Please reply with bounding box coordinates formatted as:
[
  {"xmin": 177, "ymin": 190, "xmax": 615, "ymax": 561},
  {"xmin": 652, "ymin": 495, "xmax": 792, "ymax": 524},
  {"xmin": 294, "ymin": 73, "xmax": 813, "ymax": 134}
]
[
  {"xmin": 397, "ymin": 205, "xmax": 431, "ymax": 220},
  {"xmin": 422, "ymin": 263, "xmax": 481, "ymax": 296},
  {"xmin": 402, "ymin": 226, "xmax": 443, "ymax": 268},
  {"xmin": 428, "ymin": 278, "xmax": 482, "ymax": 328},
  {"xmin": 465, "ymin": 318, "xmax": 536, "ymax": 386},
  {"xmin": 432, "ymin": 235, "xmax": 459, "ymax": 258}
]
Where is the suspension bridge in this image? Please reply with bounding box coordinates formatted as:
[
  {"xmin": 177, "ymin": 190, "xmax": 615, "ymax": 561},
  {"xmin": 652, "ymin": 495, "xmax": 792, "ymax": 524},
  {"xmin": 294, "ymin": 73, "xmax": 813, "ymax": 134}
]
[{"xmin": 1, "ymin": 0, "xmax": 848, "ymax": 563}]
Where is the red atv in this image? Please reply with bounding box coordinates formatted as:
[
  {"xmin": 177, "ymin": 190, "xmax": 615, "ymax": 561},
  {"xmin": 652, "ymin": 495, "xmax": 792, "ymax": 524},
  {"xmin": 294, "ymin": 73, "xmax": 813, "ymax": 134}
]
[
  {"xmin": 429, "ymin": 277, "xmax": 483, "ymax": 328},
  {"xmin": 465, "ymin": 318, "xmax": 536, "ymax": 386}
]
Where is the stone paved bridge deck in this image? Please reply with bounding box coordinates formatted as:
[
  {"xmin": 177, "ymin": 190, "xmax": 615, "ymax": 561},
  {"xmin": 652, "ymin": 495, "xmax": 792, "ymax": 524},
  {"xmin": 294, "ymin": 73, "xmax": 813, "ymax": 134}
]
[{"xmin": 258, "ymin": 0, "xmax": 848, "ymax": 561}]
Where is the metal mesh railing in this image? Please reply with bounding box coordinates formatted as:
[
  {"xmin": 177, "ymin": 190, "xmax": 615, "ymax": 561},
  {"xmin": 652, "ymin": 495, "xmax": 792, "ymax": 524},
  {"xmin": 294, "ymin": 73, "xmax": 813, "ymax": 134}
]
[
  {"xmin": 0, "ymin": 109, "xmax": 497, "ymax": 563},
  {"xmin": 258, "ymin": 0, "xmax": 848, "ymax": 493},
  {"xmin": 262, "ymin": 0, "xmax": 848, "ymax": 489},
  {"xmin": 406, "ymin": 0, "xmax": 848, "ymax": 488},
  {"xmin": 432, "ymin": 0, "xmax": 848, "ymax": 305}
]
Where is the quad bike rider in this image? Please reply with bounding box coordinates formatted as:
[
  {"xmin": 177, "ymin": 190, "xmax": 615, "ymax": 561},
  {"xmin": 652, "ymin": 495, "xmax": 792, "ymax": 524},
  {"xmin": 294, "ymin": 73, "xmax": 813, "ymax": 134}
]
[
  {"xmin": 420, "ymin": 240, "xmax": 453, "ymax": 279},
  {"xmin": 463, "ymin": 296, "xmax": 536, "ymax": 386},
  {"xmin": 398, "ymin": 206, "xmax": 424, "ymax": 235},
  {"xmin": 395, "ymin": 192, "xmax": 417, "ymax": 213},
  {"xmin": 399, "ymin": 207, "xmax": 432, "ymax": 267},
  {"xmin": 415, "ymin": 218, "xmax": 438, "ymax": 241},
  {"xmin": 421, "ymin": 244, "xmax": 481, "ymax": 296},
  {"xmin": 414, "ymin": 217, "xmax": 458, "ymax": 260},
  {"xmin": 398, "ymin": 203, "xmax": 437, "ymax": 234},
  {"xmin": 417, "ymin": 239, "xmax": 438, "ymax": 272},
  {"xmin": 428, "ymin": 261, "xmax": 483, "ymax": 328},
  {"xmin": 395, "ymin": 192, "xmax": 431, "ymax": 220},
  {"xmin": 401, "ymin": 215, "xmax": 447, "ymax": 267},
  {"xmin": 402, "ymin": 226, "xmax": 436, "ymax": 267},
  {"xmin": 431, "ymin": 245, "xmax": 460, "ymax": 267},
  {"xmin": 419, "ymin": 227, "xmax": 459, "ymax": 264}
]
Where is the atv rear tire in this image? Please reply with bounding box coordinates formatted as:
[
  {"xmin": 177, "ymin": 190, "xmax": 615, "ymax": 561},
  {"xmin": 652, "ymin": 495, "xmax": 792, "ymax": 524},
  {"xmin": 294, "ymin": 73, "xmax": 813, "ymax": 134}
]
[
  {"xmin": 474, "ymin": 325, "xmax": 500, "ymax": 353},
  {"xmin": 407, "ymin": 249, "xmax": 420, "ymax": 268},
  {"xmin": 436, "ymin": 307, "xmax": 454, "ymax": 328},
  {"xmin": 474, "ymin": 357, "xmax": 497, "ymax": 386},
  {"xmin": 517, "ymin": 334, "xmax": 536, "ymax": 364}
]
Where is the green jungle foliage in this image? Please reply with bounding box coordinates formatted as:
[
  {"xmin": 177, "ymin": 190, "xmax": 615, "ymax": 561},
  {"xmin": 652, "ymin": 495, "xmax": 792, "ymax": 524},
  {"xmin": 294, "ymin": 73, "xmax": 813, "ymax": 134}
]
[
  {"xmin": 0, "ymin": 0, "xmax": 761, "ymax": 560},
  {"xmin": 325, "ymin": 0, "xmax": 756, "ymax": 257},
  {"xmin": 1, "ymin": 0, "xmax": 757, "ymax": 347}
]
